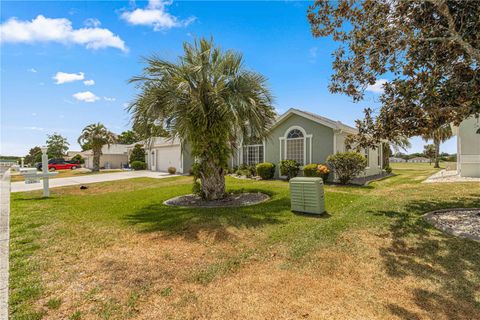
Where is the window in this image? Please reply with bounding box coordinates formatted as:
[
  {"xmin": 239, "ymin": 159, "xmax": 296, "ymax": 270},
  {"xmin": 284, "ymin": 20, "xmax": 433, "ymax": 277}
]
[
  {"xmin": 242, "ymin": 145, "xmax": 264, "ymax": 165},
  {"xmin": 364, "ymin": 148, "xmax": 370, "ymax": 168},
  {"xmin": 286, "ymin": 129, "xmax": 305, "ymax": 165}
]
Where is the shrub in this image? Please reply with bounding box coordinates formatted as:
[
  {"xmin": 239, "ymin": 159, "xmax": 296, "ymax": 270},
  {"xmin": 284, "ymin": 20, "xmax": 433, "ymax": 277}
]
[
  {"xmin": 168, "ymin": 167, "xmax": 176, "ymax": 174},
  {"xmin": 131, "ymin": 160, "xmax": 146, "ymax": 170},
  {"xmin": 129, "ymin": 144, "xmax": 145, "ymax": 164},
  {"xmin": 236, "ymin": 169, "xmax": 252, "ymax": 178},
  {"xmin": 303, "ymin": 163, "xmax": 330, "ymax": 183},
  {"xmin": 239, "ymin": 164, "xmax": 256, "ymax": 176},
  {"xmin": 256, "ymin": 162, "xmax": 275, "ymax": 179},
  {"xmin": 279, "ymin": 160, "xmax": 300, "ymax": 180},
  {"xmin": 327, "ymin": 152, "xmax": 367, "ymax": 184},
  {"xmin": 385, "ymin": 165, "xmax": 392, "ymax": 174},
  {"xmin": 303, "ymin": 164, "xmax": 320, "ymax": 177},
  {"xmin": 71, "ymin": 154, "xmax": 84, "ymax": 164}
]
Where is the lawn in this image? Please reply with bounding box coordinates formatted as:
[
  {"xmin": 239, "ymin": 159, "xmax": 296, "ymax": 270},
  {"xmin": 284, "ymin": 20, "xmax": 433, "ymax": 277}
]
[
  {"xmin": 9, "ymin": 163, "xmax": 480, "ymax": 319},
  {"xmin": 10, "ymin": 169, "xmax": 123, "ymax": 182}
]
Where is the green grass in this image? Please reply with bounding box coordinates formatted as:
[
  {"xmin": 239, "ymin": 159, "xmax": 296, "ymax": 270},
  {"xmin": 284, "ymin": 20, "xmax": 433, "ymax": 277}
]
[{"xmin": 9, "ymin": 164, "xmax": 480, "ymax": 319}]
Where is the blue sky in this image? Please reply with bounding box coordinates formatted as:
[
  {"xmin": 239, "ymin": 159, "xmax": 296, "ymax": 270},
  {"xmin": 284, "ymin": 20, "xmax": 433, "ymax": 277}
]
[{"xmin": 1, "ymin": 0, "xmax": 456, "ymax": 156}]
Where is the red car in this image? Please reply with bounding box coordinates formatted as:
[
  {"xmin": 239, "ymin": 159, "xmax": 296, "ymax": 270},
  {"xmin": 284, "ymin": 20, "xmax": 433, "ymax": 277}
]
[{"xmin": 36, "ymin": 159, "xmax": 80, "ymax": 170}]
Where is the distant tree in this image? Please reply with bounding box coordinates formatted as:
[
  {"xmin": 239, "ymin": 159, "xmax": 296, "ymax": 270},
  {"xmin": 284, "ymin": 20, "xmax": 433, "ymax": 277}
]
[
  {"xmin": 117, "ymin": 130, "xmax": 140, "ymax": 144},
  {"xmin": 424, "ymin": 144, "xmax": 436, "ymax": 164},
  {"xmin": 46, "ymin": 133, "xmax": 69, "ymax": 158},
  {"xmin": 78, "ymin": 123, "xmax": 117, "ymax": 172},
  {"xmin": 421, "ymin": 123, "xmax": 453, "ymax": 168},
  {"xmin": 129, "ymin": 144, "xmax": 145, "ymax": 164},
  {"xmin": 308, "ymin": 0, "xmax": 480, "ymax": 148},
  {"xmin": 128, "ymin": 38, "xmax": 275, "ymax": 200},
  {"xmin": 24, "ymin": 146, "xmax": 42, "ymax": 166}
]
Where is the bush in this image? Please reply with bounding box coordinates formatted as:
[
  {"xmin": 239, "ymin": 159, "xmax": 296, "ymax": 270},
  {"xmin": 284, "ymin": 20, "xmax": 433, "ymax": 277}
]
[
  {"xmin": 168, "ymin": 167, "xmax": 176, "ymax": 174},
  {"xmin": 71, "ymin": 154, "xmax": 84, "ymax": 164},
  {"xmin": 239, "ymin": 164, "xmax": 256, "ymax": 176},
  {"xmin": 256, "ymin": 162, "xmax": 275, "ymax": 180},
  {"xmin": 236, "ymin": 169, "xmax": 252, "ymax": 178},
  {"xmin": 327, "ymin": 152, "xmax": 367, "ymax": 184},
  {"xmin": 385, "ymin": 165, "xmax": 392, "ymax": 174},
  {"xmin": 130, "ymin": 144, "xmax": 145, "ymax": 164},
  {"xmin": 303, "ymin": 163, "xmax": 331, "ymax": 183},
  {"xmin": 279, "ymin": 160, "xmax": 300, "ymax": 180},
  {"xmin": 303, "ymin": 164, "xmax": 320, "ymax": 177},
  {"xmin": 131, "ymin": 160, "xmax": 146, "ymax": 170}
]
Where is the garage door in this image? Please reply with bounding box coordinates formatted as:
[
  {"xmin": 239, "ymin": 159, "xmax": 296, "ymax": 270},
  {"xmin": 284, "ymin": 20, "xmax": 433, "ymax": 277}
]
[{"xmin": 156, "ymin": 145, "xmax": 182, "ymax": 172}]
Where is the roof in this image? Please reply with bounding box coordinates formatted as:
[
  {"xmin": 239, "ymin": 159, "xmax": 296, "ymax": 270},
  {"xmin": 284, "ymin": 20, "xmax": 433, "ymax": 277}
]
[
  {"xmin": 127, "ymin": 137, "xmax": 181, "ymax": 149},
  {"xmin": 409, "ymin": 157, "xmax": 429, "ymax": 160},
  {"xmin": 270, "ymin": 108, "xmax": 358, "ymax": 134}
]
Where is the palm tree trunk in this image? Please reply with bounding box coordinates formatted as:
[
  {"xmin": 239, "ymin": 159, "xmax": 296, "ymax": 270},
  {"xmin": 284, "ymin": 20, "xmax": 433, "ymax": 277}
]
[
  {"xmin": 93, "ymin": 150, "xmax": 101, "ymax": 172},
  {"xmin": 200, "ymin": 161, "xmax": 226, "ymax": 200},
  {"xmin": 434, "ymin": 138, "xmax": 440, "ymax": 168}
]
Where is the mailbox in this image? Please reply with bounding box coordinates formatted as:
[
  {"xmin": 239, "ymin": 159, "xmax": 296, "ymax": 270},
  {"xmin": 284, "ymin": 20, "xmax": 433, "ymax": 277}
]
[{"xmin": 289, "ymin": 177, "xmax": 325, "ymax": 214}]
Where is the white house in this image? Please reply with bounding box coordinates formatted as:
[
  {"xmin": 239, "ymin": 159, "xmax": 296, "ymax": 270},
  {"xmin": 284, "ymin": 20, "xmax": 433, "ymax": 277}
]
[
  {"xmin": 82, "ymin": 144, "xmax": 129, "ymax": 170},
  {"xmin": 389, "ymin": 157, "xmax": 406, "ymax": 163},
  {"xmin": 452, "ymin": 116, "xmax": 480, "ymax": 178},
  {"xmin": 409, "ymin": 157, "xmax": 430, "ymax": 163}
]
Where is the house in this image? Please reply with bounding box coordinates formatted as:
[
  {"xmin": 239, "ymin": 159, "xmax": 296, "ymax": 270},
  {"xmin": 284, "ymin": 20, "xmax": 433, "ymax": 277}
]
[
  {"xmin": 452, "ymin": 116, "xmax": 480, "ymax": 177},
  {"xmin": 389, "ymin": 157, "xmax": 406, "ymax": 163},
  {"xmin": 137, "ymin": 108, "xmax": 384, "ymax": 179},
  {"xmin": 126, "ymin": 137, "xmax": 193, "ymax": 174},
  {"xmin": 82, "ymin": 144, "xmax": 129, "ymax": 169},
  {"xmin": 65, "ymin": 150, "xmax": 82, "ymax": 160},
  {"xmin": 408, "ymin": 157, "xmax": 430, "ymax": 163}
]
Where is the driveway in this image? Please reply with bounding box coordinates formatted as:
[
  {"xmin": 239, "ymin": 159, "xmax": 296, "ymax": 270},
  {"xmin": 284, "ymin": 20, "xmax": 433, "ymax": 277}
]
[{"xmin": 11, "ymin": 170, "xmax": 176, "ymax": 193}]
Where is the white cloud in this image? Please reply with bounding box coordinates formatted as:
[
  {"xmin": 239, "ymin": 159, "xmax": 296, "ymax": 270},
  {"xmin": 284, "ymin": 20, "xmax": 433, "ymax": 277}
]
[
  {"xmin": 121, "ymin": 0, "xmax": 195, "ymax": 31},
  {"xmin": 53, "ymin": 71, "xmax": 84, "ymax": 84},
  {"xmin": 366, "ymin": 79, "xmax": 388, "ymax": 94},
  {"xmin": 84, "ymin": 18, "xmax": 101, "ymax": 28},
  {"xmin": 0, "ymin": 15, "xmax": 128, "ymax": 52},
  {"xmin": 83, "ymin": 79, "xmax": 95, "ymax": 86},
  {"xmin": 28, "ymin": 68, "xmax": 37, "ymax": 73},
  {"xmin": 72, "ymin": 91, "xmax": 100, "ymax": 103},
  {"xmin": 103, "ymin": 96, "xmax": 116, "ymax": 102}
]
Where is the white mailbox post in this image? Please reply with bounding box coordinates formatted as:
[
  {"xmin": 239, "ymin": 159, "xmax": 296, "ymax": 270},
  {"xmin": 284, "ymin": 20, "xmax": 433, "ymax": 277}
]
[{"xmin": 20, "ymin": 147, "xmax": 58, "ymax": 197}]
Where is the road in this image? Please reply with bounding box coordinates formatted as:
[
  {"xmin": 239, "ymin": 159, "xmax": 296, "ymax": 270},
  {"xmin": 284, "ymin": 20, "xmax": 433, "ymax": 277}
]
[{"xmin": 11, "ymin": 170, "xmax": 177, "ymax": 193}]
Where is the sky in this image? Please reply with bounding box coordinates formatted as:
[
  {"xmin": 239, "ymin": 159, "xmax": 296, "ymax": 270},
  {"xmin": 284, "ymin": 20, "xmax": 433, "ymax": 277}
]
[{"xmin": 0, "ymin": 0, "xmax": 456, "ymax": 156}]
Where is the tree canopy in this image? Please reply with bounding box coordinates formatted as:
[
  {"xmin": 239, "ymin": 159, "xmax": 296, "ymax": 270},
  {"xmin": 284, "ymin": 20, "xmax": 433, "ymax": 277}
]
[
  {"xmin": 308, "ymin": 0, "xmax": 480, "ymax": 147},
  {"xmin": 78, "ymin": 123, "xmax": 117, "ymax": 172},
  {"xmin": 128, "ymin": 38, "xmax": 275, "ymax": 200},
  {"xmin": 46, "ymin": 133, "xmax": 69, "ymax": 158}
]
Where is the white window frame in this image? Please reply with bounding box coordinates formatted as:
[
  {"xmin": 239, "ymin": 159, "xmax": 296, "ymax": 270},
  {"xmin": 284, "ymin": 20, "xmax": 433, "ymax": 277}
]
[
  {"xmin": 364, "ymin": 148, "xmax": 370, "ymax": 169},
  {"xmin": 279, "ymin": 126, "xmax": 312, "ymax": 167},
  {"xmin": 240, "ymin": 144, "xmax": 264, "ymax": 166}
]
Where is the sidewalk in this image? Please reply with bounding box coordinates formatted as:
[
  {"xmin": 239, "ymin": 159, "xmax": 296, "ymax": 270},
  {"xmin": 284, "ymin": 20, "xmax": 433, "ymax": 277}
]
[
  {"xmin": 11, "ymin": 170, "xmax": 177, "ymax": 193},
  {"xmin": 0, "ymin": 168, "xmax": 10, "ymax": 320}
]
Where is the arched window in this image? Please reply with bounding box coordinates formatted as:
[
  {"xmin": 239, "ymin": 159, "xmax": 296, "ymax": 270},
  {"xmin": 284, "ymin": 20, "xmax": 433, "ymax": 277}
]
[{"xmin": 286, "ymin": 129, "xmax": 305, "ymax": 165}]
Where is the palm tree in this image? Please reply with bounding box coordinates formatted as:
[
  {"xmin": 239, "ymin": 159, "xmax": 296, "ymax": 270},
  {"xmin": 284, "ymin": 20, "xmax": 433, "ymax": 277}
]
[
  {"xmin": 422, "ymin": 123, "xmax": 453, "ymax": 168},
  {"xmin": 78, "ymin": 123, "xmax": 117, "ymax": 172},
  {"xmin": 129, "ymin": 38, "xmax": 275, "ymax": 200}
]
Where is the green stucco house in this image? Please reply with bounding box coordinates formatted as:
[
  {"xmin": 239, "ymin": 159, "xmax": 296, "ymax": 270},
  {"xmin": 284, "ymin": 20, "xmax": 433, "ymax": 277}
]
[
  {"xmin": 233, "ymin": 108, "xmax": 384, "ymax": 178},
  {"xmin": 139, "ymin": 108, "xmax": 385, "ymax": 179}
]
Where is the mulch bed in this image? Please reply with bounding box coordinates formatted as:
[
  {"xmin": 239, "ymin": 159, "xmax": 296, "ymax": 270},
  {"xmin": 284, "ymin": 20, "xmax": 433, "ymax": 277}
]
[
  {"xmin": 164, "ymin": 192, "xmax": 270, "ymax": 208},
  {"xmin": 423, "ymin": 208, "xmax": 480, "ymax": 242}
]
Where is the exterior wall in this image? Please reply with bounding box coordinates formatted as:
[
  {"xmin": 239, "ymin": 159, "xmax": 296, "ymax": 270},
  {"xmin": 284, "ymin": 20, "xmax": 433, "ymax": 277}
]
[
  {"xmin": 264, "ymin": 113, "xmax": 334, "ymax": 177},
  {"xmin": 362, "ymin": 147, "xmax": 383, "ymax": 177},
  {"xmin": 458, "ymin": 117, "xmax": 480, "ymax": 177},
  {"xmin": 181, "ymin": 143, "xmax": 194, "ymax": 175},
  {"xmin": 85, "ymin": 154, "xmax": 128, "ymax": 169}
]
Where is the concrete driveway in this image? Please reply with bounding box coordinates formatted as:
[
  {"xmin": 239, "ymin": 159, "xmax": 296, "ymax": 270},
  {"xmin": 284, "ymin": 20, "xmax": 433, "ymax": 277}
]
[{"xmin": 11, "ymin": 170, "xmax": 176, "ymax": 193}]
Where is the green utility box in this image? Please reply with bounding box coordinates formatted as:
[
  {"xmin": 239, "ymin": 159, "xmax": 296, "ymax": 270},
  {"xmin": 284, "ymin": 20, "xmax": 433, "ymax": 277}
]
[{"xmin": 289, "ymin": 177, "xmax": 325, "ymax": 214}]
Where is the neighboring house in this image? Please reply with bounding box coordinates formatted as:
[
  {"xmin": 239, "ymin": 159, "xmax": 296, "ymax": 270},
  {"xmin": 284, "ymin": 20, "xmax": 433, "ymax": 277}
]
[
  {"xmin": 452, "ymin": 116, "xmax": 480, "ymax": 177},
  {"xmin": 408, "ymin": 157, "xmax": 430, "ymax": 163},
  {"xmin": 82, "ymin": 144, "xmax": 129, "ymax": 169},
  {"xmin": 389, "ymin": 157, "xmax": 407, "ymax": 163},
  {"xmin": 138, "ymin": 108, "xmax": 385, "ymax": 179},
  {"xmin": 65, "ymin": 150, "xmax": 82, "ymax": 160},
  {"xmin": 127, "ymin": 137, "xmax": 193, "ymax": 174}
]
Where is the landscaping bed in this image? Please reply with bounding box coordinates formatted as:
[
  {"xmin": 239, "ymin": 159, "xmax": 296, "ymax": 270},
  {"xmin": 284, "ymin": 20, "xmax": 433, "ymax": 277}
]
[
  {"xmin": 424, "ymin": 208, "xmax": 480, "ymax": 241},
  {"xmin": 164, "ymin": 192, "xmax": 270, "ymax": 208}
]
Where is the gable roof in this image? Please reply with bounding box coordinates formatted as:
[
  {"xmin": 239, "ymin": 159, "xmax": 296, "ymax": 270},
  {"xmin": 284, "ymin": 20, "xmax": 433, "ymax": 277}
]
[{"xmin": 270, "ymin": 108, "xmax": 357, "ymax": 134}]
